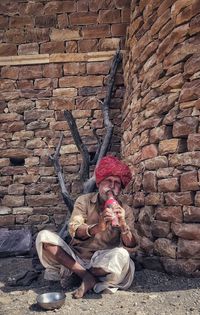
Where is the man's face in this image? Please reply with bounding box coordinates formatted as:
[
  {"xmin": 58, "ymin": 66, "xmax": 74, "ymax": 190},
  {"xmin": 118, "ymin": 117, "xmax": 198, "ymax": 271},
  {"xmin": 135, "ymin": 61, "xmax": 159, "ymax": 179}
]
[{"xmin": 98, "ymin": 176, "xmax": 122, "ymax": 201}]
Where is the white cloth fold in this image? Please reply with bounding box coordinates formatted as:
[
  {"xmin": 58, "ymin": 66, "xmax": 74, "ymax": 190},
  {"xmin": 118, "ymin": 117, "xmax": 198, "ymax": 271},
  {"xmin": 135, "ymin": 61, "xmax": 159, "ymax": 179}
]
[{"xmin": 36, "ymin": 230, "xmax": 135, "ymax": 293}]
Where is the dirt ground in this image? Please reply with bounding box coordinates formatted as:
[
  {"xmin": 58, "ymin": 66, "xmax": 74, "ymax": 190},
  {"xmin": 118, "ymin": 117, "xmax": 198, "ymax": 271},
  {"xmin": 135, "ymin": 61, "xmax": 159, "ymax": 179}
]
[{"xmin": 0, "ymin": 256, "xmax": 200, "ymax": 315}]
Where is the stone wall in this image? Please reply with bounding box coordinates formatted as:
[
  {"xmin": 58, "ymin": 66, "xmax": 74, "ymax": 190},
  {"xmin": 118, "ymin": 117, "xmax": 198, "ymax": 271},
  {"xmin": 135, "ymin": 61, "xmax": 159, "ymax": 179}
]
[
  {"xmin": 0, "ymin": 0, "xmax": 130, "ymax": 235},
  {"xmin": 122, "ymin": 0, "xmax": 200, "ymax": 276}
]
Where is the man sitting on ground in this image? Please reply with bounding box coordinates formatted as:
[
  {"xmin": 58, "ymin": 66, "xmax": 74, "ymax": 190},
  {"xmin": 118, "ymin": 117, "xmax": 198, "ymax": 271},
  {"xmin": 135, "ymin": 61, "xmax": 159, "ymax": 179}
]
[{"xmin": 36, "ymin": 155, "xmax": 138, "ymax": 298}]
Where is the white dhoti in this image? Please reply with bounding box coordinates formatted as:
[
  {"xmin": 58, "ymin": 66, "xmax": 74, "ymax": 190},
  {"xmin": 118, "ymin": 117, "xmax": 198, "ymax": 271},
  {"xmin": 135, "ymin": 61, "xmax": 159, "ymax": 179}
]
[{"xmin": 36, "ymin": 230, "xmax": 135, "ymax": 293}]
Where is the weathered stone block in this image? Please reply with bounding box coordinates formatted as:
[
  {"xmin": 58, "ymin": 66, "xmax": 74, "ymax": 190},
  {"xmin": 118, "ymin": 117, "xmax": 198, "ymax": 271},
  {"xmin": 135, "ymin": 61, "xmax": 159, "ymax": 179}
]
[
  {"xmin": 187, "ymin": 133, "xmax": 200, "ymax": 151},
  {"xmin": 50, "ymin": 28, "xmax": 80, "ymax": 41},
  {"xmin": 64, "ymin": 63, "xmax": 86, "ymax": 75},
  {"xmin": 165, "ymin": 192, "xmax": 193, "ymax": 206},
  {"xmin": 143, "ymin": 171, "xmax": 157, "ymax": 192},
  {"xmin": 169, "ymin": 152, "xmax": 200, "ymax": 167},
  {"xmin": 195, "ymin": 192, "xmax": 200, "ymax": 206},
  {"xmin": 145, "ymin": 156, "xmax": 168, "ymax": 170},
  {"xmin": 183, "ymin": 206, "xmax": 200, "ymax": 223},
  {"xmin": 177, "ymin": 239, "xmax": 200, "ymax": 259},
  {"xmin": 8, "ymin": 184, "xmax": 24, "ymax": 195},
  {"xmin": 78, "ymin": 39, "xmax": 98, "ymax": 52},
  {"xmin": 159, "ymin": 139, "xmax": 185, "ymax": 155},
  {"xmin": 145, "ymin": 193, "xmax": 164, "ymax": 206},
  {"xmin": 151, "ymin": 220, "xmax": 170, "ymax": 238},
  {"xmin": 2, "ymin": 195, "xmax": 24, "ymax": 207},
  {"xmin": 59, "ymin": 75, "xmax": 104, "ymax": 88},
  {"xmin": 0, "ymin": 43, "xmax": 17, "ymax": 56},
  {"xmin": 158, "ymin": 178, "xmax": 179, "ymax": 192},
  {"xmin": 154, "ymin": 238, "xmax": 176, "ymax": 258},
  {"xmin": 98, "ymin": 9, "xmax": 121, "ymax": 23},
  {"xmin": 181, "ymin": 171, "xmax": 199, "ymax": 191},
  {"xmin": 40, "ymin": 41, "xmax": 65, "ymax": 54},
  {"xmin": 172, "ymin": 117, "xmax": 198, "ymax": 137},
  {"xmin": 18, "ymin": 43, "xmax": 39, "ymax": 55},
  {"xmin": 172, "ymin": 223, "xmax": 200, "ymax": 240},
  {"xmin": 43, "ymin": 64, "xmax": 63, "ymax": 78},
  {"xmin": 25, "ymin": 194, "xmax": 59, "ymax": 207},
  {"xmin": 155, "ymin": 206, "xmax": 182, "ymax": 222},
  {"xmin": 82, "ymin": 24, "xmax": 110, "ymax": 38},
  {"xmin": 69, "ymin": 12, "xmax": 98, "ymax": 24}
]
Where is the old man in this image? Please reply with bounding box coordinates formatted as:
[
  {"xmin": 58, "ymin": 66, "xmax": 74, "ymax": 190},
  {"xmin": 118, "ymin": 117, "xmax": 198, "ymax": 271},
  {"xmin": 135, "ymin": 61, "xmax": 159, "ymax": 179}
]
[{"xmin": 36, "ymin": 155, "xmax": 138, "ymax": 298}]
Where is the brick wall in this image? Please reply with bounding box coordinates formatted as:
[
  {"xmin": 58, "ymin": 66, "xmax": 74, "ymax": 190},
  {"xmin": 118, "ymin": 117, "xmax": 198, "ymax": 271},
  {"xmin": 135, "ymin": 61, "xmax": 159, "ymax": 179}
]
[
  {"xmin": 122, "ymin": 0, "xmax": 200, "ymax": 276},
  {"xmin": 0, "ymin": 0, "xmax": 130, "ymax": 235}
]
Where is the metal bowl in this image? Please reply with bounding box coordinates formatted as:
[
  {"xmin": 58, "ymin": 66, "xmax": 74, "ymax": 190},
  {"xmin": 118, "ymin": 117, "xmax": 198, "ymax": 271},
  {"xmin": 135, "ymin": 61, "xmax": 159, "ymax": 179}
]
[{"xmin": 36, "ymin": 292, "xmax": 66, "ymax": 310}]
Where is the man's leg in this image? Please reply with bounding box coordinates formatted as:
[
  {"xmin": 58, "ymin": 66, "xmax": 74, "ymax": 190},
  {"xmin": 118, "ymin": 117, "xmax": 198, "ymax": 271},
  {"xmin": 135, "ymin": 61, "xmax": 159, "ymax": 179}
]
[{"xmin": 43, "ymin": 243, "xmax": 96, "ymax": 299}]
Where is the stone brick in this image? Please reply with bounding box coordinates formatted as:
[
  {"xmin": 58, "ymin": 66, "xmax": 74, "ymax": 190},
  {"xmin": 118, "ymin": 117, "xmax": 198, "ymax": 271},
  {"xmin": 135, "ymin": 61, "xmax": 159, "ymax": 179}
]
[
  {"xmin": 78, "ymin": 39, "xmax": 98, "ymax": 52},
  {"xmin": 0, "ymin": 206, "xmax": 12, "ymax": 215},
  {"xmin": 183, "ymin": 206, "xmax": 200, "ymax": 223},
  {"xmin": 81, "ymin": 24, "xmax": 110, "ymax": 38},
  {"xmin": 144, "ymin": 156, "xmax": 168, "ymax": 170},
  {"xmin": 50, "ymin": 98, "xmax": 75, "ymax": 110},
  {"xmin": 35, "ymin": 15, "xmax": 57, "ymax": 27},
  {"xmin": 25, "ymin": 194, "xmax": 59, "ymax": 207},
  {"xmin": 155, "ymin": 206, "xmax": 182, "ymax": 222},
  {"xmin": 145, "ymin": 193, "xmax": 163, "ymax": 205},
  {"xmin": 18, "ymin": 43, "xmax": 39, "ymax": 55},
  {"xmin": 177, "ymin": 239, "xmax": 200, "ymax": 259},
  {"xmin": 43, "ymin": 64, "xmax": 63, "ymax": 78},
  {"xmin": 18, "ymin": 66, "xmax": 42, "ymax": 80},
  {"xmin": 40, "ymin": 41, "xmax": 65, "ymax": 54},
  {"xmin": 64, "ymin": 63, "xmax": 86, "ymax": 75},
  {"xmin": 156, "ymin": 167, "xmax": 174, "ymax": 178},
  {"xmin": 2, "ymin": 195, "xmax": 24, "ymax": 207},
  {"xmin": 86, "ymin": 61, "xmax": 111, "ymax": 75},
  {"xmin": 98, "ymin": 38, "xmax": 120, "ymax": 50},
  {"xmin": 0, "ymin": 215, "xmax": 15, "ymax": 227},
  {"xmin": 26, "ymin": 138, "xmax": 46, "ymax": 149},
  {"xmin": 133, "ymin": 192, "xmax": 145, "ymax": 207},
  {"xmin": 0, "ymin": 44, "xmax": 17, "ymax": 56},
  {"xmin": 190, "ymin": 13, "xmax": 200, "ymax": 35},
  {"xmin": 176, "ymin": 0, "xmax": 200, "ymax": 25},
  {"xmin": 141, "ymin": 144, "xmax": 158, "ymax": 161},
  {"xmin": 43, "ymin": 1, "xmax": 76, "ymax": 14},
  {"xmin": 24, "ymin": 110, "xmax": 54, "ymax": 122},
  {"xmin": 195, "ymin": 192, "xmax": 200, "ymax": 206},
  {"xmin": 69, "ymin": 12, "xmax": 98, "ymax": 24},
  {"xmin": 8, "ymin": 99, "xmax": 34, "ymax": 114},
  {"xmin": 24, "ymin": 28, "xmax": 50, "ymax": 43},
  {"xmin": 26, "ymin": 121, "xmax": 48, "ymax": 130},
  {"xmin": 165, "ymin": 192, "xmax": 193, "ymax": 206},
  {"xmin": 8, "ymin": 183, "xmax": 25, "ymax": 195},
  {"xmin": 144, "ymin": 93, "xmax": 179, "ymax": 118},
  {"xmin": 77, "ymin": 0, "xmax": 88, "ymax": 11},
  {"xmin": 172, "ymin": 223, "xmax": 200, "ymax": 240},
  {"xmin": 5, "ymin": 29, "xmax": 25, "ymax": 44},
  {"xmin": 164, "ymin": 37, "xmax": 200, "ymax": 69},
  {"xmin": 0, "ymin": 149, "xmax": 31, "ymax": 159},
  {"xmin": 17, "ymin": 80, "xmax": 34, "ymax": 90},
  {"xmin": 169, "ymin": 152, "xmax": 200, "ymax": 167},
  {"xmin": 0, "ymin": 158, "xmax": 10, "ymax": 167},
  {"xmin": 59, "ymin": 75, "xmax": 104, "ymax": 88},
  {"xmin": 159, "ymin": 139, "xmax": 185, "ymax": 155},
  {"xmin": 0, "ymin": 16, "xmax": 8, "ymax": 28},
  {"xmin": 158, "ymin": 178, "xmax": 179, "ymax": 192},
  {"xmin": 184, "ymin": 54, "xmax": 200, "ymax": 75},
  {"xmin": 64, "ymin": 40, "xmax": 77, "ymax": 52},
  {"xmin": 76, "ymin": 97, "xmax": 99, "ymax": 110},
  {"xmin": 187, "ymin": 133, "xmax": 200, "ymax": 151},
  {"xmin": 173, "ymin": 117, "xmax": 198, "ymax": 137},
  {"xmin": 143, "ymin": 171, "xmax": 157, "ymax": 192},
  {"xmin": 9, "ymin": 16, "xmax": 33, "ymax": 28},
  {"xmin": 150, "ymin": 126, "xmax": 171, "ymax": 143},
  {"xmin": 181, "ymin": 171, "xmax": 199, "ymax": 191},
  {"xmin": 53, "ymin": 88, "xmax": 77, "ymax": 97},
  {"xmin": 50, "ymin": 28, "xmax": 80, "ymax": 41},
  {"xmin": 154, "ymin": 238, "xmax": 176, "ymax": 259},
  {"xmin": 98, "ymin": 9, "xmax": 121, "ymax": 23},
  {"xmin": 151, "ymin": 220, "xmax": 170, "ymax": 238}
]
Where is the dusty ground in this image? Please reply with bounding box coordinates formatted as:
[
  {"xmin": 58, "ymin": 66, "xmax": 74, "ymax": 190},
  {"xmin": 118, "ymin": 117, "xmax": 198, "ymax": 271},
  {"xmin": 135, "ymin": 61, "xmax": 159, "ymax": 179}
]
[{"xmin": 0, "ymin": 256, "xmax": 200, "ymax": 315}]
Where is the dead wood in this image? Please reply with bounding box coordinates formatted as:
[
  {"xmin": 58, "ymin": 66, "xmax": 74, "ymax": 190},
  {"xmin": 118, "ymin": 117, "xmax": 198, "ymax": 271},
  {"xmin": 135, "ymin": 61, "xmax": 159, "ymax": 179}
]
[{"xmin": 50, "ymin": 49, "xmax": 122, "ymax": 238}]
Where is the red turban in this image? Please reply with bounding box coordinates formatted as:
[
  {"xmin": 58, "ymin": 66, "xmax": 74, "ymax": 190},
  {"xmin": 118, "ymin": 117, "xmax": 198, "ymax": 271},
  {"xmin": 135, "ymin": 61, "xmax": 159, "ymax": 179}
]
[{"xmin": 95, "ymin": 155, "xmax": 132, "ymax": 188}]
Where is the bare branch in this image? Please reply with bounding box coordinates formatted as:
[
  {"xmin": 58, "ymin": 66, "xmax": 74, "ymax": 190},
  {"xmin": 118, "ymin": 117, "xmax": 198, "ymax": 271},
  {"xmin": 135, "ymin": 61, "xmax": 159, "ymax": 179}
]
[
  {"xmin": 64, "ymin": 110, "xmax": 90, "ymax": 182},
  {"xmin": 83, "ymin": 49, "xmax": 122, "ymax": 193},
  {"xmin": 49, "ymin": 133, "xmax": 74, "ymax": 212}
]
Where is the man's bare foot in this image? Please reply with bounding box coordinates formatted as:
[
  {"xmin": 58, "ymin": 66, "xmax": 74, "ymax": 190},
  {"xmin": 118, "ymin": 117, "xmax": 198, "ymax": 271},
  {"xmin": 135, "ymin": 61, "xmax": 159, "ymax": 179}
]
[{"xmin": 72, "ymin": 273, "xmax": 97, "ymax": 299}]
